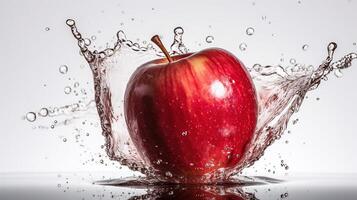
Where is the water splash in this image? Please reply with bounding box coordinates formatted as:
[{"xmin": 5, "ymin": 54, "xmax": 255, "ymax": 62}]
[{"xmin": 66, "ymin": 19, "xmax": 356, "ymax": 183}]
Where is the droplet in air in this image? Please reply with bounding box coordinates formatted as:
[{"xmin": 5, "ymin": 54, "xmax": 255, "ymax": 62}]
[
  {"xmin": 302, "ymin": 44, "xmax": 309, "ymax": 51},
  {"xmin": 239, "ymin": 43, "xmax": 247, "ymax": 51},
  {"xmin": 45, "ymin": 27, "xmax": 50, "ymax": 31},
  {"xmin": 328, "ymin": 42, "xmax": 337, "ymax": 51},
  {"xmin": 59, "ymin": 65, "xmax": 68, "ymax": 74},
  {"xmin": 292, "ymin": 118, "xmax": 299, "ymax": 125},
  {"xmin": 80, "ymin": 88, "xmax": 87, "ymax": 95},
  {"xmin": 26, "ymin": 112, "xmax": 36, "ymax": 122},
  {"xmin": 290, "ymin": 58, "xmax": 296, "ymax": 65},
  {"xmin": 39, "ymin": 108, "xmax": 49, "ymax": 117},
  {"xmin": 63, "ymin": 138, "xmax": 67, "ymax": 142},
  {"xmin": 246, "ymin": 27, "xmax": 255, "ymax": 36},
  {"xmin": 64, "ymin": 86, "xmax": 72, "ymax": 94},
  {"xmin": 84, "ymin": 38, "xmax": 91, "ymax": 46},
  {"xmin": 66, "ymin": 19, "xmax": 75, "ymax": 26},
  {"xmin": 205, "ymin": 36, "xmax": 214, "ymax": 43}
]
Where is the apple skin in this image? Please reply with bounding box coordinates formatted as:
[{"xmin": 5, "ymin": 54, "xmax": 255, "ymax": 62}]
[{"xmin": 124, "ymin": 48, "xmax": 257, "ymax": 181}]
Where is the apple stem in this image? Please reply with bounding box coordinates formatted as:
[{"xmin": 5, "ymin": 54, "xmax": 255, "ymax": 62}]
[{"xmin": 151, "ymin": 35, "xmax": 173, "ymax": 63}]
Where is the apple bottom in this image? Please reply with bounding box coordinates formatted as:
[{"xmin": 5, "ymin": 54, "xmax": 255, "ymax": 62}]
[{"xmin": 129, "ymin": 103, "xmax": 254, "ymax": 183}]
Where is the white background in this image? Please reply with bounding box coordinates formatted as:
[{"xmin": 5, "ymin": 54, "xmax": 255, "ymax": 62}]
[{"xmin": 0, "ymin": 0, "xmax": 356, "ymax": 176}]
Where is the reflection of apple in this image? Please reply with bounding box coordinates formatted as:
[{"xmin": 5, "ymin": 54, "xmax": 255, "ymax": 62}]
[
  {"xmin": 124, "ymin": 35, "xmax": 257, "ymax": 181},
  {"xmin": 150, "ymin": 187, "xmax": 245, "ymax": 200}
]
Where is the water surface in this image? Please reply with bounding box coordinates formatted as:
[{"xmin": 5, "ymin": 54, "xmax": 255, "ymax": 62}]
[{"xmin": 1, "ymin": 172, "xmax": 357, "ymax": 200}]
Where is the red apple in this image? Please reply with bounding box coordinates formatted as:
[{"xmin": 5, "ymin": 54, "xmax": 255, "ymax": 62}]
[
  {"xmin": 149, "ymin": 187, "xmax": 245, "ymax": 200},
  {"xmin": 124, "ymin": 35, "xmax": 257, "ymax": 182}
]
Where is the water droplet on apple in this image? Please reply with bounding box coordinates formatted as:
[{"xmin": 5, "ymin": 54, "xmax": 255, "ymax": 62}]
[
  {"xmin": 64, "ymin": 86, "xmax": 72, "ymax": 94},
  {"xmin": 165, "ymin": 171, "xmax": 173, "ymax": 177},
  {"xmin": 181, "ymin": 131, "xmax": 188, "ymax": 136},
  {"xmin": 205, "ymin": 36, "xmax": 214, "ymax": 43},
  {"xmin": 239, "ymin": 43, "xmax": 247, "ymax": 51},
  {"xmin": 38, "ymin": 108, "xmax": 49, "ymax": 117},
  {"xmin": 302, "ymin": 44, "xmax": 309, "ymax": 51},
  {"xmin": 205, "ymin": 162, "xmax": 215, "ymax": 168},
  {"xmin": 246, "ymin": 27, "xmax": 255, "ymax": 36},
  {"xmin": 59, "ymin": 65, "xmax": 68, "ymax": 74},
  {"xmin": 156, "ymin": 159, "xmax": 162, "ymax": 165},
  {"xmin": 26, "ymin": 112, "xmax": 36, "ymax": 122}
]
